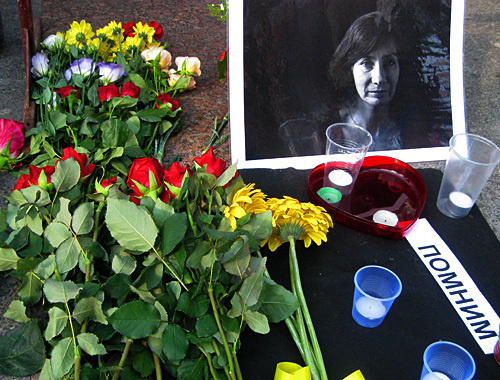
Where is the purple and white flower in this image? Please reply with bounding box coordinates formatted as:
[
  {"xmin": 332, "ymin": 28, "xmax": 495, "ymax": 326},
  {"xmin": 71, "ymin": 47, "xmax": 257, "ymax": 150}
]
[
  {"xmin": 65, "ymin": 58, "xmax": 96, "ymax": 81},
  {"xmin": 96, "ymin": 62, "xmax": 125, "ymax": 85},
  {"xmin": 31, "ymin": 53, "xmax": 49, "ymax": 78},
  {"xmin": 42, "ymin": 34, "xmax": 64, "ymax": 51}
]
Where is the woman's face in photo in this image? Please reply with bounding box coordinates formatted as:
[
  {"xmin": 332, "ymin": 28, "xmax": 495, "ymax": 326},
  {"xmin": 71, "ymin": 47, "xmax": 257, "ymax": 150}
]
[{"xmin": 351, "ymin": 39, "xmax": 399, "ymax": 107}]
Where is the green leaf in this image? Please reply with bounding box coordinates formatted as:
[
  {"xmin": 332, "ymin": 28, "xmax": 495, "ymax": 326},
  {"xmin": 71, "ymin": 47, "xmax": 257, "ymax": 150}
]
[
  {"xmin": 0, "ymin": 248, "xmax": 19, "ymax": 271},
  {"xmin": 136, "ymin": 108, "xmax": 168, "ymax": 122},
  {"xmin": 216, "ymin": 163, "xmax": 238, "ymax": 188},
  {"xmin": 56, "ymin": 198, "xmax": 72, "ymax": 227},
  {"xmin": 243, "ymin": 310, "xmax": 270, "ymax": 334},
  {"xmin": 55, "ymin": 236, "xmax": 81, "ymax": 274},
  {"xmin": 77, "ymin": 333, "xmax": 107, "ymax": 356},
  {"xmin": 38, "ymin": 359, "xmax": 55, "ymax": 380},
  {"xmin": 259, "ymin": 278, "xmax": 299, "ymax": 323},
  {"xmin": 51, "ymin": 337, "xmax": 74, "ymax": 379},
  {"xmin": 111, "ymin": 246, "xmax": 137, "ymax": 275},
  {"xmin": 177, "ymin": 357, "xmax": 207, "ymax": 380},
  {"xmin": 45, "ymin": 306, "xmax": 68, "ymax": 340},
  {"xmin": 101, "ymin": 119, "xmax": 129, "ymax": 148},
  {"xmin": 195, "ymin": 314, "xmax": 218, "ymax": 337},
  {"xmin": 52, "ymin": 158, "xmax": 81, "ymax": 192},
  {"xmin": 162, "ymin": 324, "xmax": 188, "ymax": 362},
  {"xmin": 161, "ymin": 213, "xmax": 187, "ymax": 256},
  {"xmin": 44, "ymin": 221, "xmax": 72, "ymax": 248},
  {"xmin": 3, "ymin": 300, "xmax": 30, "ymax": 323},
  {"xmin": 0, "ymin": 320, "xmax": 44, "ymax": 376},
  {"xmin": 153, "ymin": 200, "xmax": 175, "ymax": 227},
  {"xmin": 106, "ymin": 198, "xmax": 158, "ymax": 252},
  {"xmin": 34, "ymin": 255, "xmax": 55, "ymax": 278},
  {"xmin": 176, "ymin": 292, "xmax": 210, "ymax": 318},
  {"xmin": 20, "ymin": 186, "xmax": 51, "ymax": 207},
  {"xmin": 239, "ymin": 266, "xmax": 265, "ymax": 307},
  {"xmin": 240, "ymin": 210, "xmax": 273, "ymax": 240},
  {"xmin": 72, "ymin": 202, "xmax": 94, "ymax": 235},
  {"xmin": 18, "ymin": 271, "xmax": 43, "ymax": 305},
  {"xmin": 43, "ymin": 279, "xmax": 81, "ymax": 303},
  {"xmin": 73, "ymin": 297, "xmax": 108, "ymax": 325},
  {"xmin": 108, "ymin": 301, "xmax": 160, "ymax": 339},
  {"xmin": 129, "ymin": 72, "xmax": 148, "ymax": 89},
  {"xmin": 103, "ymin": 273, "xmax": 131, "ymax": 299},
  {"xmin": 132, "ymin": 349, "xmax": 155, "ymax": 378}
]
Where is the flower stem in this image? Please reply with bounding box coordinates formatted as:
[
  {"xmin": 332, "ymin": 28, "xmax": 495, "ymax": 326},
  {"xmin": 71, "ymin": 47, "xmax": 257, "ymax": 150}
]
[
  {"xmin": 153, "ymin": 351, "xmax": 162, "ymax": 380},
  {"xmin": 112, "ymin": 338, "xmax": 133, "ymax": 380},
  {"xmin": 207, "ymin": 287, "xmax": 240, "ymax": 380},
  {"xmin": 289, "ymin": 237, "xmax": 328, "ymax": 380}
]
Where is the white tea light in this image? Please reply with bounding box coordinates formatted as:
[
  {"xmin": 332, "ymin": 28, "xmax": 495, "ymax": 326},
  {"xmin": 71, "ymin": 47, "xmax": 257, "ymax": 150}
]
[
  {"xmin": 421, "ymin": 372, "xmax": 451, "ymax": 380},
  {"xmin": 373, "ymin": 210, "xmax": 399, "ymax": 226},
  {"xmin": 355, "ymin": 296, "xmax": 386, "ymax": 319},
  {"xmin": 328, "ymin": 169, "xmax": 353, "ymax": 187},
  {"xmin": 449, "ymin": 191, "xmax": 474, "ymax": 209}
]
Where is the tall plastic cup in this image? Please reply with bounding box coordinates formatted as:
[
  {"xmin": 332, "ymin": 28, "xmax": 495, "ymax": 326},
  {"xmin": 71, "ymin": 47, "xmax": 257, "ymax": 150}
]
[
  {"xmin": 352, "ymin": 265, "xmax": 402, "ymax": 328},
  {"xmin": 437, "ymin": 133, "xmax": 500, "ymax": 218},
  {"xmin": 323, "ymin": 123, "xmax": 372, "ymax": 197},
  {"xmin": 420, "ymin": 341, "xmax": 476, "ymax": 380}
]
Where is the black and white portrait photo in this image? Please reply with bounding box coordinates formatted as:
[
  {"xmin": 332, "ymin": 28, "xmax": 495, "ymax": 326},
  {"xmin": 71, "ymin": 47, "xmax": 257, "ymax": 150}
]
[{"xmin": 229, "ymin": 0, "xmax": 465, "ymax": 169}]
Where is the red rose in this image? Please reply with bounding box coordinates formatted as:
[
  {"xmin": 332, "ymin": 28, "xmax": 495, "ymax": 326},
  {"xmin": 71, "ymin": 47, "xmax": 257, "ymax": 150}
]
[
  {"xmin": 121, "ymin": 81, "xmax": 140, "ymax": 98},
  {"xmin": 156, "ymin": 93, "xmax": 180, "ymax": 111},
  {"xmin": 126, "ymin": 157, "xmax": 165, "ymax": 201},
  {"xmin": 122, "ymin": 21, "xmax": 136, "ymax": 37},
  {"xmin": 159, "ymin": 188, "xmax": 170, "ymax": 204},
  {"xmin": 99, "ymin": 84, "xmax": 120, "ymax": 103},
  {"xmin": 0, "ymin": 118, "xmax": 25, "ymax": 158},
  {"xmin": 194, "ymin": 146, "xmax": 227, "ymax": 178},
  {"xmin": 13, "ymin": 165, "xmax": 55, "ymax": 191},
  {"xmin": 148, "ymin": 21, "xmax": 164, "ymax": 41},
  {"xmin": 55, "ymin": 85, "xmax": 80, "ymax": 99},
  {"xmin": 57, "ymin": 147, "xmax": 95, "ymax": 180},
  {"xmin": 164, "ymin": 162, "xmax": 191, "ymax": 198}
]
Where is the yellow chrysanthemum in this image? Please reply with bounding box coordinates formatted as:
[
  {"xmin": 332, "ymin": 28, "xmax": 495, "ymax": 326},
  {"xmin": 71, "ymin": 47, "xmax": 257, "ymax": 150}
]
[
  {"xmin": 262, "ymin": 196, "xmax": 333, "ymax": 251},
  {"xmin": 133, "ymin": 22, "xmax": 155, "ymax": 44},
  {"xmin": 65, "ymin": 20, "xmax": 95, "ymax": 47},
  {"xmin": 223, "ymin": 184, "xmax": 268, "ymax": 230},
  {"xmin": 122, "ymin": 35, "xmax": 147, "ymax": 54}
]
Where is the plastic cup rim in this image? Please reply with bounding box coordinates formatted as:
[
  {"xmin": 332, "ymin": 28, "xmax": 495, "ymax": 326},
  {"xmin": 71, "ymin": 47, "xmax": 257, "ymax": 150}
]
[
  {"xmin": 449, "ymin": 133, "xmax": 500, "ymax": 166},
  {"xmin": 354, "ymin": 265, "xmax": 402, "ymax": 302},
  {"xmin": 326, "ymin": 123, "xmax": 373, "ymax": 152},
  {"xmin": 422, "ymin": 341, "xmax": 476, "ymax": 379}
]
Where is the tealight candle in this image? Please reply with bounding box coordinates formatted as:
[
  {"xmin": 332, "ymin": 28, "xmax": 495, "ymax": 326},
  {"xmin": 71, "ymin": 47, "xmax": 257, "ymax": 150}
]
[
  {"xmin": 373, "ymin": 210, "xmax": 399, "ymax": 226},
  {"xmin": 355, "ymin": 296, "xmax": 386, "ymax": 319},
  {"xmin": 328, "ymin": 169, "xmax": 353, "ymax": 187},
  {"xmin": 421, "ymin": 372, "xmax": 451, "ymax": 380},
  {"xmin": 449, "ymin": 191, "xmax": 473, "ymax": 209}
]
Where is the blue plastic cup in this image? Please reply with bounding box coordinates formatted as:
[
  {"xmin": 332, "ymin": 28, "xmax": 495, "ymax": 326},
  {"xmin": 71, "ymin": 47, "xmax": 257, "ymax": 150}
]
[
  {"xmin": 420, "ymin": 341, "xmax": 476, "ymax": 380},
  {"xmin": 352, "ymin": 265, "xmax": 402, "ymax": 328}
]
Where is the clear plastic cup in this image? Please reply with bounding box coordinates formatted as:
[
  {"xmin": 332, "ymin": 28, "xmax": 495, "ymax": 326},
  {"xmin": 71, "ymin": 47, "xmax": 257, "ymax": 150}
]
[
  {"xmin": 420, "ymin": 341, "xmax": 476, "ymax": 380},
  {"xmin": 323, "ymin": 123, "xmax": 372, "ymax": 197},
  {"xmin": 437, "ymin": 133, "xmax": 500, "ymax": 218},
  {"xmin": 352, "ymin": 265, "xmax": 402, "ymax": 328}
]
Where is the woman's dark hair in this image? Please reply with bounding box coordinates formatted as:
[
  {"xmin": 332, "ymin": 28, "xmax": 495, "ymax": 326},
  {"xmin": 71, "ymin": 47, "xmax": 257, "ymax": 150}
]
[{"xmin": 328, "ymin": 11, "xmax": 400, "ymax": 99}]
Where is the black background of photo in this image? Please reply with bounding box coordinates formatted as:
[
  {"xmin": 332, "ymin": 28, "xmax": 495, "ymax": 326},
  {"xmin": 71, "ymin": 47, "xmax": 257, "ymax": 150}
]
[{"xmin": 243, "ymin": 0, "xmax": 454, "ymax": 160}]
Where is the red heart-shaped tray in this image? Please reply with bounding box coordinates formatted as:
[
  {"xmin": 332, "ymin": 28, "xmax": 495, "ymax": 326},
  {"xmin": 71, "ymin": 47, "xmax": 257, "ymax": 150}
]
[{"xmin": 308, "ymin": 156, "xmax": 426, "ymax": 239}]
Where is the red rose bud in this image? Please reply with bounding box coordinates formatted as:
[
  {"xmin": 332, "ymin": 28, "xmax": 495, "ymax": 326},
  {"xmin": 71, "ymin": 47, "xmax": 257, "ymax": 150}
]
[
  {"xmin": 148, "ymin": 21, "xmax": 164, "ymax": 41},
  {"xmin": 126, "ymin": 157, "xmax": 165, "ymax": 201},
  {"xmin": 194, "ymin": 146, "xmax": 227, "ymax": 178},
  {"xmin": 0, "ymin": 118, "xmax": 25, "ymax": 159},
  {"xmin": 54, "ymin": 85, "xmax": 80, "ymax": 99},
  {"xmin": 99, "ymin": 84, "xmax": 120, "ymax": 103},
  {"xmin": 159, "ymin": 187, "xmax": 171, "ymax": 204},
  {"xmin": 120, "ymin": 81, "xmax": 140, "ymax": 98},
  {"xmin": 13, "ymin": 165, "xmax": 56, "ymax": 191},
  {"xmin": 122, "ymin": 21, "xmax": 136, "ymax": 37},
  {"xmin": 163, "ymin": 161, "xmax": 191, "ymax": 198},
  {"xmin": 156, "ymin": 93, "xmax": 180, "ymax": 111},
  {"xmin": 95, "ymin": 177, "xmax": 118, "ymax": 196},
  {"xmin": 57, "ymin": 147, "xmax": 95, "ymax": 180}
]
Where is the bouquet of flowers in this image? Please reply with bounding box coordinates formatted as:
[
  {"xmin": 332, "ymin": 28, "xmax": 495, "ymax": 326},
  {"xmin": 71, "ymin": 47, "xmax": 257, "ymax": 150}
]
[
  {"xmin": 0, "ymin": 146, "xmax": 301, "ymax": 380},
  {"xmin": 27, "ymin": 20, "xmax": 200, "ymax": 173}
]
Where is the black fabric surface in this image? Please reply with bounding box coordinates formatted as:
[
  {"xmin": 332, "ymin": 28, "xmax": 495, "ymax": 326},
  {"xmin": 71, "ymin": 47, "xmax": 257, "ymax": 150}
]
[{"xmin": 237, "ymin": 168, "xmax": 500, "ymax": 380}]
